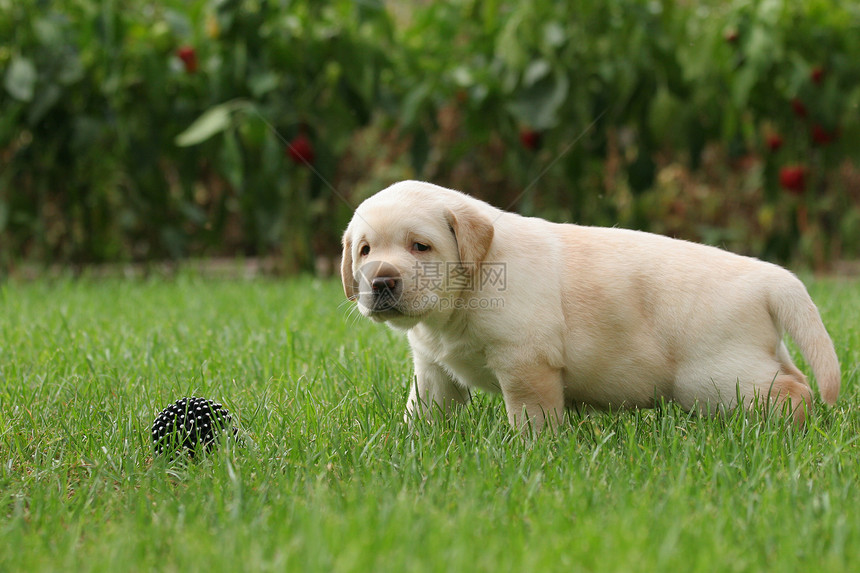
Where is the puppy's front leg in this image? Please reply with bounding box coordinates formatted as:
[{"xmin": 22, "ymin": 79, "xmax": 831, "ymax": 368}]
[
  {"xmin": 405, "ymin": 357, "xmax": 470, "ymax": 423},
  {"xmin": 497, "ymin": 363, "xmax": 565, "ymax": 434}
]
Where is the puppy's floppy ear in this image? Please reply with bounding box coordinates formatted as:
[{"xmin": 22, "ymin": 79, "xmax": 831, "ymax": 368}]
[
  {"xmin": 447, "ymin": 203, "xmax": 494, "ymax": 265},
  {"xmin": 341, "ymin": 229, "xmax": 357, "ymax": 300}
]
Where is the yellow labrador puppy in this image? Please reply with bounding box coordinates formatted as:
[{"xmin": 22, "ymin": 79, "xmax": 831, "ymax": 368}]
[{"xmin": 341, "ymin": 180, "xmax": 840, "ymax": 431}]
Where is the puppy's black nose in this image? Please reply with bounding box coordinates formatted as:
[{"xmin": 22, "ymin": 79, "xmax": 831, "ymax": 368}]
[
  {"xmin": 371, "ymin": 276, "xmax": 398, "ymax": 293},
  {"xmin": 357, "ymin": 261, "xmax": 403, "ymax": 312}
]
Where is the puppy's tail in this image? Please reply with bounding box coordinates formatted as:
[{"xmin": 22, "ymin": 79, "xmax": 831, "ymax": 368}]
[{"xmin": 769, "ymin": 272, "xmax": 841, "ymax": 405}]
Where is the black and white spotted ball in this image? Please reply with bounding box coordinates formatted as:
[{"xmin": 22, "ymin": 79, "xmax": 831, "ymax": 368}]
[{"xmin": 151, "ymin": 397, "xmax": 234, "ymax": 457}]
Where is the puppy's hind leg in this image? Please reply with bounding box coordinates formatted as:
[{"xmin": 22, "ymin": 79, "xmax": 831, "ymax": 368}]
[
  {"xmin": 736, "ymin": 358, "xmax": 813, "ymax": 426},
  {"xmin": 763, "ymin": 373, "xmax": 813, "ymax": 427},
  {"xmin": 675, "ymin": 352, "xmax": 812, "ymax": 426},
  {"xmin": 754, "ymin": 344, "xmax": 811, "ymax": 426}
]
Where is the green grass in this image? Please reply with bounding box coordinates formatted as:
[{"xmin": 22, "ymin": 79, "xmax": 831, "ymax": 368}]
[{"xmin": 1, "ymin": 274, "xmax": 859, "ymax": 572}]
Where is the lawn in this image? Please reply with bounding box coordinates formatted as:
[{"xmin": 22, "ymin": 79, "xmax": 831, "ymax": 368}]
[{"xmin": 1, "ymin": 274, "xmax": 859, "ymax": 572}]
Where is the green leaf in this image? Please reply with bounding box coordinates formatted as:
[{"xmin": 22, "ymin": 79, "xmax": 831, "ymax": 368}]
[
  {"xmin": 400, "ymin": 83, "xmax": 431, "ymax": 127},
  {"xmin": 175, "ymin": 101, "xmax": 252, "ymax": 147},
  {"xmin": 4, "ymin": 57, "xmax": 37, "ymax": 102},
  {"xmin": 542, "ymin": 21, "xmax": 566, "ymax": 49},
  {"xmin": 176, "ymin": 105, "xmax": 232, "ymax": 147},
  {"xmin": 249, "ymin": 72, "xmax": 280, "ymax": 98},
  {"xmin": 523, "ymin": 59, "xmax": 551, "ymax": 87},
  {"xmin": 33, "ymin": 17, "xmax": 62, "ymax": 46},
  {"xmin": 507, "ymin": 71, "xmax": 569, "ymax": 130},
  {"xmin": 220, "ymin": 129, "xmax": 244, "ymax": 191},
  {"xmin": 451, "ymin": 65, "xmax": 474, "ymax": 87}
]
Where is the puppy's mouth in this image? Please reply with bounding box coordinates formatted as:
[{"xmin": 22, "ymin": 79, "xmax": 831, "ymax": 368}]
[{"xmin": 363, "ymin": 287, "xmax": 403, "ymax": 316}]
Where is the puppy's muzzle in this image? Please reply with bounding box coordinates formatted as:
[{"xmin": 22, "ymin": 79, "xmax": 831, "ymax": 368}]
[{"xmin": 358, "ymin": 261, "xmax": 403, "ymax": 312}]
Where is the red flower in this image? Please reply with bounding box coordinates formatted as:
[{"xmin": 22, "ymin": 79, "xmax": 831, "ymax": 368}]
[
  {"xmin": 790, "ymin": 98, "xmax": 807, "ymax": 118},
  {"xmin": 286, "ymin": 134, "xmax": 315, "ymax": 165},
  {"xmin": 779, "ymin": 165, "xmax": 807, "ymax": 195},
  {"xmin": 810, "ymin": 124, "xmax": 837, "ymax": 146},
  {"xmin": 810, "ymin": 66, "xmax": 825, "ymax": 85},
  {"xmin": 519, "ymin": 128, "xmax": 542, "ymax": 151},
  {"xmin": 176, "ymin": 46, "xmax": 198, "ymax": 74},
  {"xmin": 765, "ymin": 133, "xmax": 783, "ymax": 152}
]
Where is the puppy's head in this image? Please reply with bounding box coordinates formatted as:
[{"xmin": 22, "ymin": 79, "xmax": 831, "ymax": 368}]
[{"xmin": 341, "ymin": 181, "xmax": 494, "ymax": 329}]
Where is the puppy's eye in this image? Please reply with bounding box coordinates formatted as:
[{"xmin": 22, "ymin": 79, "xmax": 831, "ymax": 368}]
[
  {"xmin": 413, "ymin": 242, "xmax": 431, "ymax": 252},
  {"xmin": 359, "ymin": 245, "xmax": 370, "ymax": 256}
]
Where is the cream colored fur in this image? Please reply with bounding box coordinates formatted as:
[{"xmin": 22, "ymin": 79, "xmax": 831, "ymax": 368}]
[{"xmin": 341, "ymin": 180, "xmax": 841, "ymax": 431}]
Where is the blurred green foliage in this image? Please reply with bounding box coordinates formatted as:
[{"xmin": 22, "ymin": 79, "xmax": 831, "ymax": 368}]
[{"xmin": 2, "ymin": 0, "xmax": 859, "ymax": 272}]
